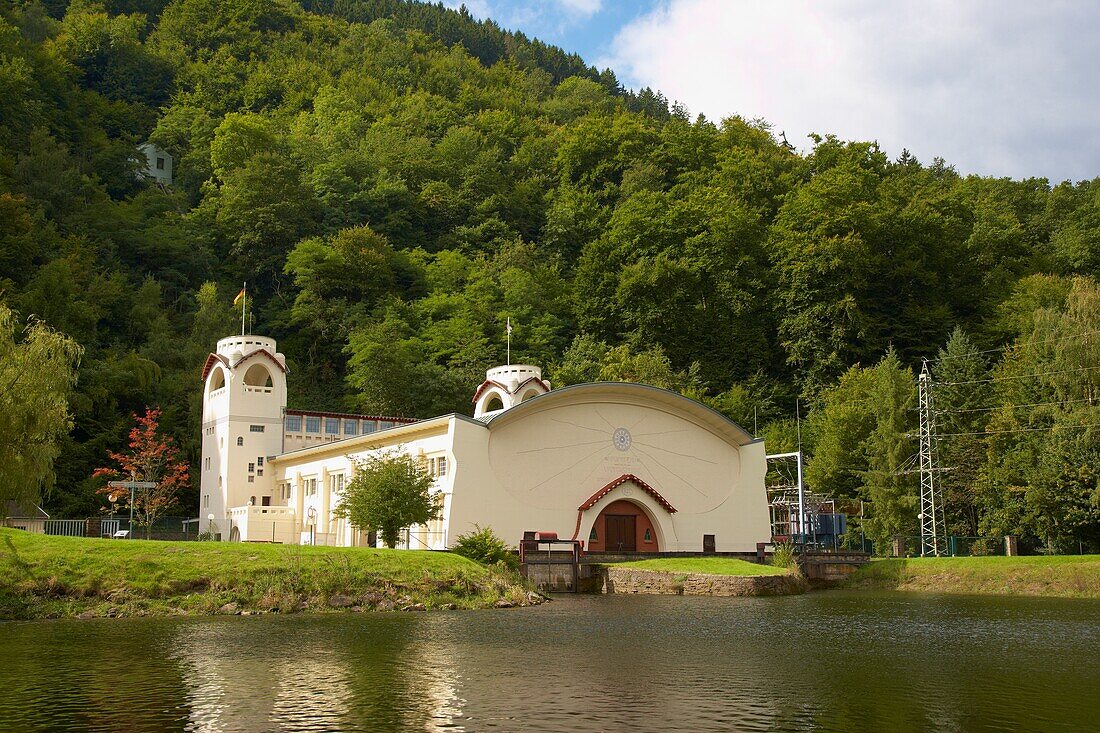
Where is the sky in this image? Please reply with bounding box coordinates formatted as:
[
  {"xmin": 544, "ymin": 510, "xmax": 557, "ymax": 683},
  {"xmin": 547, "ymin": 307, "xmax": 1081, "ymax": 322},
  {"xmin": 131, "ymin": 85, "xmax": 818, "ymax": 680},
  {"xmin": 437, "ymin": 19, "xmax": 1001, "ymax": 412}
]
[{"xmin": 445, "ymin": 0, "xmax": 1100, "ymax": 183}]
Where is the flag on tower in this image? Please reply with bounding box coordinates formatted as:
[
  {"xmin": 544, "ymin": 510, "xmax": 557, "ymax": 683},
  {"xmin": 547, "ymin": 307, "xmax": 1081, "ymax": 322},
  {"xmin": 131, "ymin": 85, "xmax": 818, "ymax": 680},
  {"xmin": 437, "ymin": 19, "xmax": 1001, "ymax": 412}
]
[
  {"xmin": 506, "ymin": 317, "xmax": 512, "ymax": 335},
  {"xmin": 233, "ymin": 286, "xmax": 246, "ymax": 306}
]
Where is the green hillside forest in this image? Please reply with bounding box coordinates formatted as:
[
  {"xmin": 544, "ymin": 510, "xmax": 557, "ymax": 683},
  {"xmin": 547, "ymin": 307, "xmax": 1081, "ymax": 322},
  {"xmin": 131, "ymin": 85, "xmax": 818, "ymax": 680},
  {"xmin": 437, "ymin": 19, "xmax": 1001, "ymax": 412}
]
[{"xmin": 1, "ymin": 0, "xmax": 1098, "ymax": 554}]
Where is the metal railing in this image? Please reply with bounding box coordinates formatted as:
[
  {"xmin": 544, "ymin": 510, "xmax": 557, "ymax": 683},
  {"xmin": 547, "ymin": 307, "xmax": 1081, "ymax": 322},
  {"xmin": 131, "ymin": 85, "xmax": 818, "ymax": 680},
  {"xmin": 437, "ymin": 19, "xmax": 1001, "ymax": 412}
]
[{"xmin": 43, "ymin": 519, "xmax": 86, "ymax": 537}]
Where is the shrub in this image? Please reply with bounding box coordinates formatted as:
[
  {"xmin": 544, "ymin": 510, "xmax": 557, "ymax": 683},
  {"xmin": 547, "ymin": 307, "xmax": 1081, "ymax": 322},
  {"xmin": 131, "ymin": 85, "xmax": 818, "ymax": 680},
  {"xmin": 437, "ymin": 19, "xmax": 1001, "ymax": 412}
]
[
  {"xmin": 771, "ymin": 541, "xmax": 798, "ymax": 571},
  {"xmin": 452, "ymin": 525, "xmax": 519, "ymax": 570}
]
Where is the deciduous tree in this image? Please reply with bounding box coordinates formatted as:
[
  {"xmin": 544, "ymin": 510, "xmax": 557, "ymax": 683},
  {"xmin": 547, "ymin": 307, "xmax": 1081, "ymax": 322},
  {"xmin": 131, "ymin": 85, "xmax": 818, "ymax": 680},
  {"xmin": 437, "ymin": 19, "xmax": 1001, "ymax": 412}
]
[
  {"xmin": 94, "ymin": 408, "xmax": 189, "ymax": 538},
  {"xmin": 334, "ymin": 451, "xmax": 440, "ymax": 549}
]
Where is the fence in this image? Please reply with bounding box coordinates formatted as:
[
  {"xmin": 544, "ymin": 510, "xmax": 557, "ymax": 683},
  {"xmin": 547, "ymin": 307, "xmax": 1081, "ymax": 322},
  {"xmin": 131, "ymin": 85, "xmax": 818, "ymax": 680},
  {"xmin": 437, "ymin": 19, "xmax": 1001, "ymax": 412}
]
[
  {"xmin": 13, "ymin": 516, "xmax": 198, "ymax": 541},
  {"xmin": 892, "ymin": 536, "xmax": 1007, "ymax": 557},
  {"xmin": 43, "ymin": 519, "xmax": 87, "ymax": 537}
]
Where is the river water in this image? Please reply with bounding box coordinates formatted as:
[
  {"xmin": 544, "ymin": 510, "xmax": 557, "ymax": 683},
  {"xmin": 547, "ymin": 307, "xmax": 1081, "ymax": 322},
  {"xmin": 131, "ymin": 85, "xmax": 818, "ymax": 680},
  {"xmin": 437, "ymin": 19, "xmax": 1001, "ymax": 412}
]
[{"xmin": 1, "ymin": 591, "xmax": 1098, "ymax": 732}]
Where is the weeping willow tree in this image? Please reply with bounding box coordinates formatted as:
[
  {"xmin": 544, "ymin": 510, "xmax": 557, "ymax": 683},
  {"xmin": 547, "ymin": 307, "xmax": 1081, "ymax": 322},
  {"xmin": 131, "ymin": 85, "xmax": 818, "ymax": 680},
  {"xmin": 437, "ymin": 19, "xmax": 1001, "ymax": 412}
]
[{"xmin": 0, "ymin": 303, "xmax": 83, "ymax": 514}]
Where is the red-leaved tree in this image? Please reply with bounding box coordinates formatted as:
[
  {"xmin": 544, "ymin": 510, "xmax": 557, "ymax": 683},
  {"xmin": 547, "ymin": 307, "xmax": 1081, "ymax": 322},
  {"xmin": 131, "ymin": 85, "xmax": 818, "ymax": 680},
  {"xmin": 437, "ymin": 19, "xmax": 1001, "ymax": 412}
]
[{"xmin": 94, "ymin": 408, "xmax": 189, "ymax": 539}]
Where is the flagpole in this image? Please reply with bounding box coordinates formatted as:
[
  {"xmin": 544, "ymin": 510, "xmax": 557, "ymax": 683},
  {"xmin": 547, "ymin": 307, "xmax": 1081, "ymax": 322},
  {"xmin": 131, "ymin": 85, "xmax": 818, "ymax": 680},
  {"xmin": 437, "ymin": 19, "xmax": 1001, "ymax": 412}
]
[
  {"xmin": 506, "ymin": 317, "xmax": 511, "ymax": 364},
  {"xmin": 241, "ymin": 282, "xmax": 246, "ymax": 337}
]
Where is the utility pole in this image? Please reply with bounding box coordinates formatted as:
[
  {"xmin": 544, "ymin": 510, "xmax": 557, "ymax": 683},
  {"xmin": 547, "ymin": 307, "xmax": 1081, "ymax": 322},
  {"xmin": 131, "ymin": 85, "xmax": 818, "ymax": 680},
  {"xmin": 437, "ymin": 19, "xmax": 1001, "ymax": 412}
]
[{"xmin": 918, "ymin": 360, "xmax": 946, "ymax": 556}]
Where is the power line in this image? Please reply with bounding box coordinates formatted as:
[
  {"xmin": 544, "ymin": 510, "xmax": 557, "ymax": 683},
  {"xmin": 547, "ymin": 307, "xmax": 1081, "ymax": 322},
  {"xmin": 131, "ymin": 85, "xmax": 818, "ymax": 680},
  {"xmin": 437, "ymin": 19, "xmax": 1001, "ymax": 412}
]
[
  {"xmin": 935, "ymin": 421, "xmax": 1100, "ymax": 438},
  {"xmin": 927, "ymin": 329, "xmax": 1100, "ymax": 364},
  {"xmin": 938, "ymin": 364, "xmax": 1100, "ymax": 386},
  {"xmin": 935, "ymin": 397, "xmax": 1098, "ymax": 414}
]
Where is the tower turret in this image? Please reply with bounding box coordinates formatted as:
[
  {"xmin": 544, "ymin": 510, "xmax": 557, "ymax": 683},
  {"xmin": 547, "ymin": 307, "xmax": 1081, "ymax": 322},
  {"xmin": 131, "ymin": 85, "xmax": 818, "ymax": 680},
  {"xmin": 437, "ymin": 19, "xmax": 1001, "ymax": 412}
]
[
  {"xmin": 199, "ymin": 335, "xmax": 288, "ymax": 536},
  {"xmin": 472, "ymin": 364, "xmax": 550, "ymax": 418}
]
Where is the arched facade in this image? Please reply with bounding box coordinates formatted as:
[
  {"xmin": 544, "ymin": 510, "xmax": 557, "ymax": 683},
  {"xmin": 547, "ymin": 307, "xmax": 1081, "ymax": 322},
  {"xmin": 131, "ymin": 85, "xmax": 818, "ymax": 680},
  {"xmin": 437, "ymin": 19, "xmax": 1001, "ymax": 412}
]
[
  {"xmin": 243, "ymin": 363, "xmax": 273, "ymax": 388},
  {"xmin": 208, "ymin": 366, "xmax": 226, "ymax": 392}
]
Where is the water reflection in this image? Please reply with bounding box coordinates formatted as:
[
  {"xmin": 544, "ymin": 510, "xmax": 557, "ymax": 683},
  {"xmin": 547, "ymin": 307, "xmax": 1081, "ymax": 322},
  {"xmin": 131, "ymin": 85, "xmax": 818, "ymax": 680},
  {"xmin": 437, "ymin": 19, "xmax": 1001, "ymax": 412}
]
[{"xmin": 1, "ymin": 592, "xmax": 1099, "ymax": 732}]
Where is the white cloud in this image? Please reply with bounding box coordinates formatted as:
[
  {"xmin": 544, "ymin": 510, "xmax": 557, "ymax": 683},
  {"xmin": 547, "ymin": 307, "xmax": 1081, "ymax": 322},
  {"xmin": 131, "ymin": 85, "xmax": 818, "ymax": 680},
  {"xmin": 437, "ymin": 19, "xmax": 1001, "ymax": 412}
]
[
  {"xmin": 602, "ymin": 0, "xmax": 1100, "ymax": 181},
  {"xmin": 558, "ymin": 0, "xmax": 603, "ymax": 17}
]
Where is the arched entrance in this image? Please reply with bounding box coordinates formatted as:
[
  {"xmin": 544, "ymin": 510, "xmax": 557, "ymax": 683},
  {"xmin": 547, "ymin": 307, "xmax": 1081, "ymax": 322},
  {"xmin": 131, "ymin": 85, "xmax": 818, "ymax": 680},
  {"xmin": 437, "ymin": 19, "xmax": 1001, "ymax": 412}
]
[
  {"xmin": 229, "ymin": 526, "xmax": 240, "ymax": 542},
  {"xmin": 588, "ymin": 499, "xmax": 659, "ymax": 553}
]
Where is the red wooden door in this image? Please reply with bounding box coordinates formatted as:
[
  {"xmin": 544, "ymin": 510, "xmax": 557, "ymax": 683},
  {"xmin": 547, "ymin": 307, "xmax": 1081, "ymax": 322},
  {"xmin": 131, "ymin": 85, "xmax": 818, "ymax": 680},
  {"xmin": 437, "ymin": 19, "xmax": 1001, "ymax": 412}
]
[{"xmin": 605, "ymin": 515, "xmax": 637, "ymax": 552}]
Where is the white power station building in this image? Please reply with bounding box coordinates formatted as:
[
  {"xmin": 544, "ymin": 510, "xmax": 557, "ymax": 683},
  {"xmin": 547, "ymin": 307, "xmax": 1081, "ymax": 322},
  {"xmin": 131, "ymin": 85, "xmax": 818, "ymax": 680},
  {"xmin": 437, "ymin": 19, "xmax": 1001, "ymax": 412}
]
[{"xmin": 198, "ymin": 333, "xmax": 772, "ymax": 553}]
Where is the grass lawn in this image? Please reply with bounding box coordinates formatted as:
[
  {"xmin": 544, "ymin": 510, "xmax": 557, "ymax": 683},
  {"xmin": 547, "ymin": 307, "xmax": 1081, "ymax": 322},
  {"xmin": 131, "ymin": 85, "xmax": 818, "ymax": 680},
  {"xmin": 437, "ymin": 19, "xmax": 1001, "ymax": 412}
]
[
  {"xmin": 0, "ymin": 528, "xmax": 533, "ymax": 620},
  {"xmin": 846, "ymin": 555, "xmax": 1100, "ymax": 598},
  {"xmin": 608, "ymin": 556, "xmax": 790, "ymax": 576}
]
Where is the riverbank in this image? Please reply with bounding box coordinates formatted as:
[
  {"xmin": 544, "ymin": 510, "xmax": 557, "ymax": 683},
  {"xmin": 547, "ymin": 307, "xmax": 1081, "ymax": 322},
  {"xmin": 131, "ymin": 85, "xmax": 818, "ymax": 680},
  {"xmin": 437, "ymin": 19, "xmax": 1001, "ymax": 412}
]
[
  {"xmin": 0, "ymin": 528, "xmax": 538, "ymax": 620},
  {"xmin": 602, "ymin": 557, "xmax": 806, "ymax": 596},
  {"xmin": 844, "ymin": 555, "xmax": 1100, "ymax": 598}
]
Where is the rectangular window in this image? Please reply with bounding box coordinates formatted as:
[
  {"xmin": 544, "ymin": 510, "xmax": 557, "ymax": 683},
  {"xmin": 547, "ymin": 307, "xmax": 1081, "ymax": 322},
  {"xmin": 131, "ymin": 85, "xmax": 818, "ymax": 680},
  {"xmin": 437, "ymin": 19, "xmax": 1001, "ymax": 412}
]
[
  {"xmin": 305, "ymin": 416, "xmax": 321, "ymax": 434},
  {"xmin": 257, "ymin": 457, "xmax": 264, "ymax": 466},
  {"xmin": 256, "ymin": 469, "xmax": 263, "ymax": 476},
  {"xmin": 248, "ymin": 463, "xmax": 255, "ymax": 473},
  {"xmin": 250, "ymin": 425, "xmax": 265, "ymax": 433},
  {"xmin": 156, "ymin": 157, "xmax": 165, "ymax": 170},
  {"xmin": 247, "ymin": 476, "xmax": 255, "ymax": 483},
  {"xmin": 203, "ymin": 494, "xmax": 209, "ymax": 508},
  {"xmin": 306, "ymin": 478, "xmax": 317, "ymax": 496},
  {"xmin": 363, "ymin": 421, "xmax": 377, "ymax": 434},
  {"xmin": 325, "ymin": 417, "xmax": 339, "ymax": 434},
  {"xmin": 437, "ymin": 456, "xmax": 448, "ymax": 477},
  {"xmin": 285, "ymin": 414, "xmax": 302, "ymax": 432},
  {"xmin": 344, "ymin": 420, "xmax": 358, "ymax": 436},
  {"xmin": 380, "ymin": 421, "xmax": 395, "ymax": 430},
  {"xmin": 330, "ymin": 473, "xmax": 345, "ymax": 494},
  {"xmin": 204, "ymin": 457, "xmax": 211, "ymax": 471}
]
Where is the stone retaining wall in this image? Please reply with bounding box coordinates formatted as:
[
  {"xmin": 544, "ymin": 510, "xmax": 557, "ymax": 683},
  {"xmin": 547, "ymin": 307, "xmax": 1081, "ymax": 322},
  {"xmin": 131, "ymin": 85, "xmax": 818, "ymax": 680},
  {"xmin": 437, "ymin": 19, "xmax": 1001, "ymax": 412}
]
[{"xmin": 603, "ymin": 568, "xmax": 806, "ymax": 596}]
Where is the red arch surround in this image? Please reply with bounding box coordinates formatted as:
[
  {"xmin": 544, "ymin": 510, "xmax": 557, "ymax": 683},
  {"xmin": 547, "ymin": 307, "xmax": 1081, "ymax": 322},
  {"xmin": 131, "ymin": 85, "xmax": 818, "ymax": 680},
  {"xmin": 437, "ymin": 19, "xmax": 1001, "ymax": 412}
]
[
  {"xmin": 578, "ymin": 474, "xmax": 677, "ymax": 514},
  {"xmin": 588, "ymin": 499, "xmax": 660, "ymax": 552}
]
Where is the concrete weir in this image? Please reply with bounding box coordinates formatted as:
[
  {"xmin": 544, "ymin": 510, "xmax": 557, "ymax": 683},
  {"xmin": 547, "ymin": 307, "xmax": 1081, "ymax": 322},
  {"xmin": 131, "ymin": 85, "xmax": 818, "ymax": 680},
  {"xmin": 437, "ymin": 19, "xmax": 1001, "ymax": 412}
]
[{"xmin": 601, "ymin": 567, "xmax": 807, "ymax": 597}]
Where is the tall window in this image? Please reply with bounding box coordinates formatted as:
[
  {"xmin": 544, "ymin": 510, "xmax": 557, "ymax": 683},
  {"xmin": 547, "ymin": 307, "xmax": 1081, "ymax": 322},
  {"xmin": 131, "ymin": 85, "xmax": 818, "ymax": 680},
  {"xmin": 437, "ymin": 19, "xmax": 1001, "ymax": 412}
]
[
  {"xmin": 286, "ymin": 414, "xmax": 302, "ymax": 431},
  {"xmin": 306, "ymin": 478, "xmax": 317, "ymax": 496},
  {"xmin": 237, "ymin": 436, "xmax": 243, "ymax": 446},
  {"xmin": 330, "ymin": 473, "xmax": 345, "ymax": 494},
  {"xmin": 426, "ymin": 456, "xmax": 449, "ymax": 478}
]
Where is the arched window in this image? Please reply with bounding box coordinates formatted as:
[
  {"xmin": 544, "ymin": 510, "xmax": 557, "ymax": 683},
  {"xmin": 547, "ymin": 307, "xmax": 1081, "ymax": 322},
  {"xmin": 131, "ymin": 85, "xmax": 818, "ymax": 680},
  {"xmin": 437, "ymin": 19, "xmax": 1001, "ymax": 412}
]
[
  {"xmin": 208, "ymin": 367, "xmax": 226, "ymax": 393},
  {"xmin": 243, "ymin": 363, "xmax": 273, "ymax": 388},
  {"xmin": 237, "ymin": 437, "xmax": 244, "ymax": 446},
  {"xmin": 518, "ymin": 388, "xmax": 541, "ymax": 403},
  {"xmin": 486, "ymin": 395, "xmax": 504, "ymax": 412}
]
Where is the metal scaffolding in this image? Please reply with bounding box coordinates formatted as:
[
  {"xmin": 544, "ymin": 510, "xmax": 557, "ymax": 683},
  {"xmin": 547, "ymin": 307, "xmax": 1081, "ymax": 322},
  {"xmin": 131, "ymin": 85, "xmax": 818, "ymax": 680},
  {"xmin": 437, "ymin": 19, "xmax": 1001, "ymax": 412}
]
[{"xmin": 918, "ymin": 361, "xmax": 947, "ymax": 556}]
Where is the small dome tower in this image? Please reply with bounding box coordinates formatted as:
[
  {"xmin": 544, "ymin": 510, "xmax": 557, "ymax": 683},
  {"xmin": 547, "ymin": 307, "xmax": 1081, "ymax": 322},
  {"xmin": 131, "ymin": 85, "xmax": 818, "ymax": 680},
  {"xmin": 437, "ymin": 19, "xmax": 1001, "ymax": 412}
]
[{"xmin": 472, "ymin": 364, "xmax": 551, "ymax": 418}]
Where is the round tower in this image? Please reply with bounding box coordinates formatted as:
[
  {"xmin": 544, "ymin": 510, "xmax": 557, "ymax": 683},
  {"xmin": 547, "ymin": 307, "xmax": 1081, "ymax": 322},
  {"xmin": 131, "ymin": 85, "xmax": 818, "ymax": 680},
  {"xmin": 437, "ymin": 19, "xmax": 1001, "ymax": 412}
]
[
  {"xmin": 199, "ymin": 335, "xmax": 288, "ymax": 536},
  {"xmin": 472, "ymin": 364, "xmax": 551, "ymax": 418}
]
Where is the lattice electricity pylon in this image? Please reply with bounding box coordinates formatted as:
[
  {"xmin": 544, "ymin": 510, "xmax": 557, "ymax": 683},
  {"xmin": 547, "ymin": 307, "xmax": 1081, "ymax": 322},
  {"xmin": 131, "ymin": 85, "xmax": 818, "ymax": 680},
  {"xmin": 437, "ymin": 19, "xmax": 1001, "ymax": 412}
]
[{"xmin": 918, "ymin": 361, "xmax": 947, "ymax": 556}]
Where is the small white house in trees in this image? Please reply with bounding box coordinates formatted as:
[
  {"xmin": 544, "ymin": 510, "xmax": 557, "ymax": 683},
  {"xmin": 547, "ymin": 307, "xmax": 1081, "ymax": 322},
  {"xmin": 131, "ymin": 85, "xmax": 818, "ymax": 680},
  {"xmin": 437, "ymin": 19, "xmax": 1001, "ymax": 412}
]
[{"xmin": 137, "ymin": 142, "xmax": 173, "ymax": 186}]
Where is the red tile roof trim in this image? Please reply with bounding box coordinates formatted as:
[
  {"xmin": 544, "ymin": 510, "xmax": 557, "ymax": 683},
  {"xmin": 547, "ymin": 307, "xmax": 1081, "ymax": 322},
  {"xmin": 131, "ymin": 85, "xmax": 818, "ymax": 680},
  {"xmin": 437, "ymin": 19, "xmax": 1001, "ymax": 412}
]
[
  {"xmin": 232, "ymin": 348, "xmax": 287, "ymax": 374},
  {"xmin": 200, "ymin": 349, "xmax": 289, "ymax": 381},
  {"xmin": 285, "ymin": 408, "xmax": 416, "ymax": 423},
  {"xmin": 578, "ymin": 474, "xmax": 677, "ymax": 514},
  {"xmin": 201, "ymin": 353, "xmax": 229, "ymax": 381}
]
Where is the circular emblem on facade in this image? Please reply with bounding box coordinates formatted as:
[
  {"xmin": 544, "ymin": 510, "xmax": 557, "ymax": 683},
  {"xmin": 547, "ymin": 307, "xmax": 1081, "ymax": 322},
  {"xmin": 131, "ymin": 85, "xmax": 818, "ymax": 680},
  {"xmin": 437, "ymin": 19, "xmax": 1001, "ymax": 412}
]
[{"xmin": 612, "ymin": 427, "xmax": 632, "ymax": 452}]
